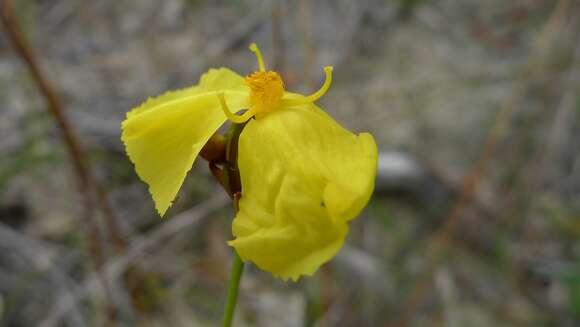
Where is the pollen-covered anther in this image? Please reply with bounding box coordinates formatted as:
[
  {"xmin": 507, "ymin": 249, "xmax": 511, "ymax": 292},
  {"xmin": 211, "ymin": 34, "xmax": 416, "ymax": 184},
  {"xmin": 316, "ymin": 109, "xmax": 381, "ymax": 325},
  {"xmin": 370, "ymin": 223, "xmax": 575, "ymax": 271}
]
[{"xmin": 245, "ymin": 71, "xmax": 285, "ymax": 115}]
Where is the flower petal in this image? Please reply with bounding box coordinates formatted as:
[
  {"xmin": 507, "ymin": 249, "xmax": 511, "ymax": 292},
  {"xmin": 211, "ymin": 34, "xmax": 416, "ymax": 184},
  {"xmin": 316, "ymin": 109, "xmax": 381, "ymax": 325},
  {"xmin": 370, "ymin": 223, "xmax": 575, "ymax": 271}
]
[
  {"xmin": 229, "ymin": 104, "xmax": 378, "ymax": 280},
  {"xmin": 121, "ymin": 68, "xmax": 248, "ymax": 216}
]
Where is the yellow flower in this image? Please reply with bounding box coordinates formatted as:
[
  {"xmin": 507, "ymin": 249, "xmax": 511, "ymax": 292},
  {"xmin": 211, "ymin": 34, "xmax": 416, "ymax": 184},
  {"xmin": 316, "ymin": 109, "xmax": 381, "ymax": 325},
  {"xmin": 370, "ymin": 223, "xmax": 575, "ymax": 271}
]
[{"xmin": 121, "ymin": 44, "xmax": 378, "ymax": 280}]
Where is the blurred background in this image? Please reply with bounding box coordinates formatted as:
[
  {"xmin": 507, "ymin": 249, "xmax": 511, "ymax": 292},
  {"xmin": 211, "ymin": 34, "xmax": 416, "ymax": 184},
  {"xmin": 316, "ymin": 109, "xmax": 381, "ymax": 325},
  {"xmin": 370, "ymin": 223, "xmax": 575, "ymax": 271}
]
[{"xmin": 0, "ymin": 0, "xmax": 579, "ymax": 326}]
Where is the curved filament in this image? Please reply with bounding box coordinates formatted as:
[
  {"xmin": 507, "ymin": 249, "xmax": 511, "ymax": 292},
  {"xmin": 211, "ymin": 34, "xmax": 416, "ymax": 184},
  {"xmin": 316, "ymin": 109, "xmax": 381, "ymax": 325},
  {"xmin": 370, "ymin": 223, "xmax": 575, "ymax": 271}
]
[
  {"xmin": 249, "ymin": 43, "xmax": 266, "ymax": 72},
  {"xmin": 281, "ymin": 66, "xmax": 333, "ymax": 106},
  {"xmin": 217, "ymin": 92, "xmax": 254, "ymax": 124}
]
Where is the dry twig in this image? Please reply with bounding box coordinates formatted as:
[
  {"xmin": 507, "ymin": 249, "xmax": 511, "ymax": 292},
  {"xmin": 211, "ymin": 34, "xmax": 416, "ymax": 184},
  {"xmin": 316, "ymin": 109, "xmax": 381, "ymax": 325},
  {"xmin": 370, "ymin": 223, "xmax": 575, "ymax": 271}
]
[
  {"xmin": 39, "ymin": 193, "xmax": 229, "ymax": 327},
  {"xmin": 0, "ymin": 0, "xmax": 127, "ymax": 322},
  {"xmin": 0, "ymin": 223, "xmax": 87, "ymax": 327},
  {"xmin": 0, "ymin": 0, "xmax": 126, "ymax": 252},
  {"xmin": 400, "ymin": 0, "xmax": 573, "ymax": 324}
]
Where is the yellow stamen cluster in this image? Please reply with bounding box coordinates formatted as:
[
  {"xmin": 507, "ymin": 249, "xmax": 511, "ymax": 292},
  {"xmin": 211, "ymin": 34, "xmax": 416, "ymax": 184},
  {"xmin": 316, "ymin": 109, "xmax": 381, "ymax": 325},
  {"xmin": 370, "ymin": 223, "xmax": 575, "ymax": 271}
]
[
  {"xmin": 245, "ymin": 71, "xmax": 285, "ymax": 116},
  {"xmin": 217, "ymin": 43, "xmax": 333, "ymax": 124}
]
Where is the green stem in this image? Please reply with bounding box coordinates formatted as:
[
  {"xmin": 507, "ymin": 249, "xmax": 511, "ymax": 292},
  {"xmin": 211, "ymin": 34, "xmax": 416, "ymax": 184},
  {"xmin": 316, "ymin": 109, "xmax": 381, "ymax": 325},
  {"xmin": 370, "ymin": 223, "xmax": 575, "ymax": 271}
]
[
  {"xmin": 222, "ymin": 251, "xmax": 244, "ymax": 327},
  {"xmin": 220, "ymin": 121, "xmax": 248, "ymax": 327}
]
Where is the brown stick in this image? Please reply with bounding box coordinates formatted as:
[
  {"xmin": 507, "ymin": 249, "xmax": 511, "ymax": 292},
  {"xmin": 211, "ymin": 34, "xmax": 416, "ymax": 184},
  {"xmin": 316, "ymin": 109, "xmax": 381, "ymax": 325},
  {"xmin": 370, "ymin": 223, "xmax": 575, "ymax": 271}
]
[
  {"xmin": 0, "ymin": 1, "xmax": 126, "ymax": 323},
  {"xmin": 0, "ymin": 0, "xmax": 126, "ymax": 251},
  {"xmin": 271, "ymin": 0, "xmax": 285, "ymax": 74},
  {"xmin": 299, "ymin": 0, "xmax": 314, "ymax": 89},
  {"xmin": 399, "ymin": 0, "xmax": 572, "ymax": 324}
]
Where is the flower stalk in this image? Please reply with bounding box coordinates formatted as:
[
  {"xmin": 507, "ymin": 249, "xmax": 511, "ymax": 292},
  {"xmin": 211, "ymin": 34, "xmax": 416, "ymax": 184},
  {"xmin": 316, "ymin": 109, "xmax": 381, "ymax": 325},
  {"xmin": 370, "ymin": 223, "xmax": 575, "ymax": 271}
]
[
  {"xmin": 207, "ymin": 121, "xmax": 247, "ymax": 326},
  {"xmin": 222, "ymin": 251, "xmax": 244, "ymax": 327}
]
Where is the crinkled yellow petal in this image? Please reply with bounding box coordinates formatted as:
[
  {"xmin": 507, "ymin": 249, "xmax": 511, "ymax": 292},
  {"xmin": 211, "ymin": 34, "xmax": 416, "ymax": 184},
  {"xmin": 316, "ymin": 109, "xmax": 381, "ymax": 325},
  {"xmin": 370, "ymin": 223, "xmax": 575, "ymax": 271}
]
[
  {"xmin": 121, "ymin": 68, "xmax": 249, "ymax": 216},
  {"xmin": 229, "ymin": 103, "xmax": 378, "ymax": 280}
]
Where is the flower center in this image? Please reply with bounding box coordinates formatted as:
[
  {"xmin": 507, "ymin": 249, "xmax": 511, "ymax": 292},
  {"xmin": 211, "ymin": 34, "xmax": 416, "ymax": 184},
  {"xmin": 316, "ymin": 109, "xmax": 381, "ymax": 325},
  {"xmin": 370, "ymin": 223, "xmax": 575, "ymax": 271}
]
[
  {"xmin": 216, "ymin": 43, "xmax": 333, "ymax": 125},
  {"xmin": 245, "ymin": 71, "xmax": 285, "ymax": 114}
]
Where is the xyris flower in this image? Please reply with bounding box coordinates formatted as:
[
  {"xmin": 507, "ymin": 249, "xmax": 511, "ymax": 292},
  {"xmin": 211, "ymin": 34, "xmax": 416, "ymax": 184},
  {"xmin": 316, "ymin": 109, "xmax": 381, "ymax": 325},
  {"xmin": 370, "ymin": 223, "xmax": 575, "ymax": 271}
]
[{"xmin": 121, "ymin": 44, "xmax": 378, "ymax": 280}]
